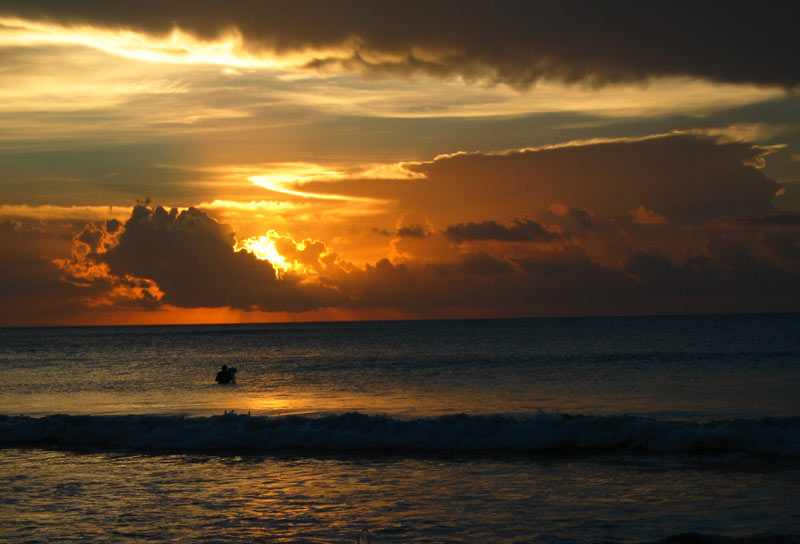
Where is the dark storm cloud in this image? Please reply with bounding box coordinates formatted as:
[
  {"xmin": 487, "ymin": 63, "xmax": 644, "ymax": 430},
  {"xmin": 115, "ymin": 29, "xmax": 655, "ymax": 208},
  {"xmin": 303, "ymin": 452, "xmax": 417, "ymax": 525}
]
[
  {"xmin": 614, "ymin": 230, "xmax": 800, "ymax": 312},
  {"xmin": 313, "ymin": 134, "xmax": 781, "ymax": 228},
  {"xmin": 760, "ymin": 230, "xmax": 800, "ymax": 263},
  {"xmin": 84, "ymin": 205, "xmax": 343, "ymax": 312},
  {"xmin": 568, "ymin": 209, "xmax": 594, "ymax": 230},
  {"xmin": 3, "ymin": 1, "xmax": 798, "ymax": 88},
  {"xmin": 0, "ymin": 219, "xmax": 107, "ymax": 325},
  {"xmin": 460, "ymin": 252, "xmax": 514, "ymax": 277},
  {"xmin": 397, "ymin": 225, "xmax": 428, "ymax": 239},
  {"xmin": 724, "ymin": 211, "xmax": 800, "ymax": 227},
  {"xmin": 370, "ymin": 227, "xmax": 391, "ymax": 237},
  {"xmin": 445, "ymin": 217, "xmax": 559, "ymax": 243},
  {"xmin": 623, "ymin": 249, "xmax": 724, "ymax": 298},
  {"xmin": 5, "ymin": 203, "xmax": 800, "ymax": 323},
  {"xmin": 329, "ymin": 236, "xmax": 800, "ymax": 317}
]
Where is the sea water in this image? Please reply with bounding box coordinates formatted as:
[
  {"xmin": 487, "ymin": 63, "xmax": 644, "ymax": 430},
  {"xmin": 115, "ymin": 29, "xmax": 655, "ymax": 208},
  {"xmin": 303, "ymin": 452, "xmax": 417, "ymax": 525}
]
[{"xmin": 1, "ymin": 315, "xmax": 799, "ymax": 543}]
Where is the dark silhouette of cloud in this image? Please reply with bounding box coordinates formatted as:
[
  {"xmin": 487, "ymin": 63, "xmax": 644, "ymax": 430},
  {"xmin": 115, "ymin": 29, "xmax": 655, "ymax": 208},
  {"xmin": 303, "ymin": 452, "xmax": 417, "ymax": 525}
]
[
  {"xmin": 0, "ymin": 219, "xmax": 110, "ymax": 324},
  {"xmin": 445, "ymin": 217, "xmax": 559, "ymax": 243},
  {"xmin": 724, "ymin": 211, "xmax": 800, "ymax": 227},
  {"xmin": 241, "ymin": 238, "xmax": 800, "ymax": 314},
  {"xmin": 390, "ymin": 134, "xmax": 780, "ymax": 226},
  {"xmin": 760, "ymin": 230, "xmax": 800, "ymax": 263},
  {"xmin": 321, "ymin": 229, "xmax": 800, "ymax": 317},
  {"xmin": 2, "ymin": 130, "xmax": 798, "ymax": 323},
  {"xmin": 297, "ymin": 134, "xmax": 781, "ymax": 230},
  {"xmin": 460, "ymin": 251, "xmax": 514, "ymax": 277},
  {"xmin": 395, "ymin": 212, "xmax": 433, "ymax": 239},
  {"xmin": 624, "ymin": 249, "xmax": 724, "ymax": 298},
  {"xmin": 397, "ymin": 225, "xmax": 428, "ymax": 239},
  {"xmin": 29, "ymin": 132, "xmax": 790, "ymax": 320},
  {"xmin": 569, "ymin": 208, "xmax": 594, "ymax": 230},
  {"xmin": 2, "ymin": 1, "xmax": 798, "ymax": 88},
  {"xmin": 76, "ymin": 205, "xmax": 343, "ymax": 312},
  {"xmin": 4, "ymin": 199, "xmax": 800, "ymax": 323}
]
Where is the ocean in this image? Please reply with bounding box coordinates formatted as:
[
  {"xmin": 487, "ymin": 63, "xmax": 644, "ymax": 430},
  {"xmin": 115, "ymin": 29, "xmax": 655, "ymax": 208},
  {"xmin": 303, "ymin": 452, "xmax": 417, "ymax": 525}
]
[{"xmin": 1, "ymin": 314, "xmax": 799, "ymax": 543}]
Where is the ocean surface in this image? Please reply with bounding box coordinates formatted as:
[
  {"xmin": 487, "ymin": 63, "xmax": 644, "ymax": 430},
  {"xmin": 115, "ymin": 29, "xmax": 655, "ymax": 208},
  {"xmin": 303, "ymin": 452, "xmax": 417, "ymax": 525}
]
[{"xmin": 1, "ymin": 314, "xmax": 799, "ymax": 543}]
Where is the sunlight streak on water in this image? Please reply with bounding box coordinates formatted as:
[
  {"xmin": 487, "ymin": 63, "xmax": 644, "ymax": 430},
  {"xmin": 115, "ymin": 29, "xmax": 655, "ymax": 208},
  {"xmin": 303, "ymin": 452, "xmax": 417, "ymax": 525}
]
[
  {"xmin": 1, "ymin": 316, "xmax": 799, "ymax": 420},
  {"xmin": 2, "ymin": 448, "xmax": 798, "ymax": 543},
  {"xmin": 1, "ymin": 316, "xmax": 799, "ymax": 543}
]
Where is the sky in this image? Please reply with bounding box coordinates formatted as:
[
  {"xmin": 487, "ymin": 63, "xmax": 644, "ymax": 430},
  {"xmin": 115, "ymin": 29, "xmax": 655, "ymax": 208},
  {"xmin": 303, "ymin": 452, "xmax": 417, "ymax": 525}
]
[{"xmin": 1, "ymin": 1, "xmax": 799, "ymax": 326}]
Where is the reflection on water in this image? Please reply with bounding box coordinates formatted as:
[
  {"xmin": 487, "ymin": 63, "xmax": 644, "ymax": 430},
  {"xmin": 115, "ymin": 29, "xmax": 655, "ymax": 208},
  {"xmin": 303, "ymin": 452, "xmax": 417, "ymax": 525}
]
[
  {"xmin": 2, "ymin": 316, "xmax": 798, "ymax": 543},
  {"xmin": 2, "ymin": 316, "xmax": 799, "ymax": 419},
  {"xmin": 2, "ymin": 448, "xmax": 799, "ymax": 544}
]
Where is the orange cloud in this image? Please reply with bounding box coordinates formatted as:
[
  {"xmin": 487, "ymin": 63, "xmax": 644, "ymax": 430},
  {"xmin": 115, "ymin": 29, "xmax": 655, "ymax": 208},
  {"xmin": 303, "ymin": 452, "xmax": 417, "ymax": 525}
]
[
  {"xmin": 396, "ymin": 212, "xmax": 433, "ymax": 239},
  {"xmin": 2, "ymin": 131, "xmax": 800, "ymax": 325},
  {"xmin": 79, "ymin": 206, "xmax": 346, "ymax": 312},
  {"xmin": 300, "ymin": 134, "xmax": 779, "ymax": 231},
  {"xmin": 445, "ymin": 217, "xmax": 560, "ymax": 244},
  {"xmin": 0, "ymin": 219, "xmax": 122, "ymax": 325},
  {"xmin": 630, "ymin": 205, "xmax": 667, "ymax": 225},
  {"xmin": 236, "ymin": 230, "xmax": 339, "ymax": 278}
]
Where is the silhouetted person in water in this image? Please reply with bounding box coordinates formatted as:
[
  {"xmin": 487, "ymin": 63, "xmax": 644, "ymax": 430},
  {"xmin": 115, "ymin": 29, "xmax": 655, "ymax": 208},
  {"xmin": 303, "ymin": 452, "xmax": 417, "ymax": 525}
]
[{"xmin": 215, "ymin": 364, "xmax": 237, "ymax": 384}]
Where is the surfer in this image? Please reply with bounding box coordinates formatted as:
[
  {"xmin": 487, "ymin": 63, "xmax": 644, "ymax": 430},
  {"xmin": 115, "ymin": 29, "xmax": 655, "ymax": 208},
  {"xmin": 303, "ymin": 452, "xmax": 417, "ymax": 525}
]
[{"xmin": 215, "ymin": 364, "xmax": 237, "ymax": 384}]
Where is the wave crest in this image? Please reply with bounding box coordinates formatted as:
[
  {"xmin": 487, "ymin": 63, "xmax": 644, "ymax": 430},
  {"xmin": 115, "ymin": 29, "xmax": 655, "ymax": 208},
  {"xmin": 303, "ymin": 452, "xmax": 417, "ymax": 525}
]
[{"xmin": 1, "ymin": 412, "xmax": 798, "ymax": 456}]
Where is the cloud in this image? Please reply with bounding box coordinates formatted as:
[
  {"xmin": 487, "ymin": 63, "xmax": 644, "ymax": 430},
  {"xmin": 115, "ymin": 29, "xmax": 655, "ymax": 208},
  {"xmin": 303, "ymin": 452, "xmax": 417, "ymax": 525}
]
[
  {"xmin": 460, "ymin": 251, "xmax": 514, "ymax": 277},
  {"xmin": 1, "ymin": 2, "xmax": 797, "ymax": 88},
  {"xmin": 4, "ymin": 196, "xmax": 800, "ymax": 324},
  {"xmin": 569, "ymin": 209, "xmax": 594, "ymax": 230},
  {"xmin": 623, "ymin": 249, "xmax": 723, "ymax": 298},
  {"xmin": 371, "ymin": 227, "xmax": 391, "ymax": 237},
  {"xmin": 0, "ymin": 204, "xmax": 133, "ymax": 222},
  {"xmin": 1, "ymin": 131, "xmax": 798, "ymax": 324},
  {"xmin": 0, "ymin": 219, "xmax": 109, "ymax": 324},
  {"xmin": 67, "ymin": 205, "xmax": 344, "ymax": 312},
  {"xmin": 630, "ymin": 205, "xmax": 667, "ymax": 225},
  {"xmin": 445, "ymin": 217, "xmax": 559, "ymax": 243},
  {"xmin": 236, "ymin": 229, "xmax": 339, "ymax": 277},
  {"xmin": 396, "ymin": 225, "xmax": 427, "ymax": 238},
  {"xmin": 337, "ymin": 238, "xmax": 800, "ymax": 317},
  {"xmin": 760, "ymin": 230, "xmax": 800, "ymax": 264},
  {"xmin": 723, "ymin": 211, "xmax": 800, "ymax": 227},
  {"xmin": 56, "ymin": 220, "xmax": 165, "ymax": 309},
  {"xmin": 396, "ymin": 212, "xmax": 433, "ymax": 238},
  {"xmin": 548, "ymin": 204, "xmax": 595, "ymax": 231},
  {"xmin": 309, "ymin": 134, "xmax": 779, "ymax": 229}
]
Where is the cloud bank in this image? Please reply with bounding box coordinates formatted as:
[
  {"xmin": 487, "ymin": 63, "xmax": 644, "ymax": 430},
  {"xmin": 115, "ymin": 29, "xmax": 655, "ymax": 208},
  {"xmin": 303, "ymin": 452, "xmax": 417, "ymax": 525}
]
[
  {"xmin": 2, "ymin": 1, "xmax": 798, "ymax": 88},
  {"xmin": 306, "ymin": 133, "xmax": 780, "ymax": 229},
  {"xmin": 2, "ymin": 133, "xmax": 799, "ymax": 325},
  {"xmin": 445, "ymin": 218, "xmax": 559, "ymax": 243},
  {"xmin": 59, "ymin": 206, "xmax": 344, "ymax": 314}
]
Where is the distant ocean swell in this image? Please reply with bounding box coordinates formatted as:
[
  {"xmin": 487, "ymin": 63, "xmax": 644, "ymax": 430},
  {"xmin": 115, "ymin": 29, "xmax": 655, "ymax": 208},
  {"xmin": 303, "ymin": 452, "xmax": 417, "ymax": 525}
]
[{"xmin": 1, "ymin": 412, "xmax": 798, "ymax": 456}]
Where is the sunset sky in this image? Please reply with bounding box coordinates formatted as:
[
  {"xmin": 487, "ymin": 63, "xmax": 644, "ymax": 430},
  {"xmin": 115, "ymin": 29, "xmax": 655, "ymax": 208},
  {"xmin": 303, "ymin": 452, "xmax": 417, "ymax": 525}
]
[{"xmin": 1, "ymin": 1, "xmax": 799, "ymax": 326}]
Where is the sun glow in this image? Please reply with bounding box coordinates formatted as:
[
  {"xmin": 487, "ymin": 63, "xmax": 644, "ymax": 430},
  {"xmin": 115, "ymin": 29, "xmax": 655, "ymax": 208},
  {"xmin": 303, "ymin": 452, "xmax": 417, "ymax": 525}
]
[
  {"xmin": 248, "ymin": 164, "xmax": 388, "ymax": 202},
  {"xmin": 237, "ymin": 234, "xmax": 292, "ymax": 276},
  {"xmin": 0, "ymin": 204, "xmax": 133, "ymax": 222},
  {"xmin": 0, "ymin": 16, "xmax": 291, "ymax": 68},
  {"xmin": 235, "ymin": 229, "xmax": 337, "ymax": 279},
  {"xmin": 249, "ymin": 177, "xmax": 365, "ymax": 201}
]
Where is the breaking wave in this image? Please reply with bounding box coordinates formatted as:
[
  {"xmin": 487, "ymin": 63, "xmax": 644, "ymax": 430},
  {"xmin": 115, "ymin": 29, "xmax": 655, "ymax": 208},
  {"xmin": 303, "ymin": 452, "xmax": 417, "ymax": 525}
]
[
  {"xmin": 1, "ymin": 412, "xmax": 798, "ymax": 456},
  {"xmin": 650, "ymin": 534, "xmax": 800, "ymax": 544}
]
